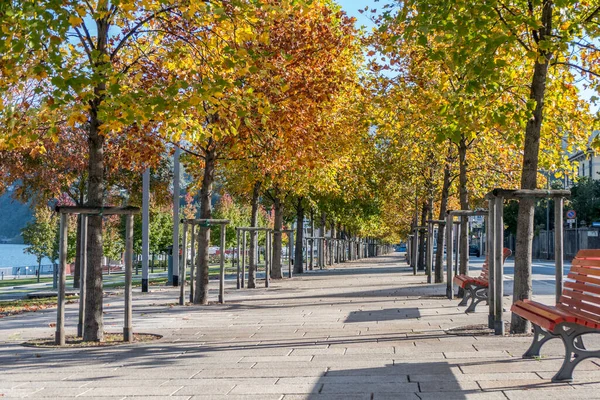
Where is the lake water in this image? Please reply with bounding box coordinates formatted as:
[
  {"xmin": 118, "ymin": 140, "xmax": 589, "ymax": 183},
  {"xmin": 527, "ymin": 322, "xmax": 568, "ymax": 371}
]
[{"xmin": 0, "ymin": 244, "xmax": 53, "ymax": 267}]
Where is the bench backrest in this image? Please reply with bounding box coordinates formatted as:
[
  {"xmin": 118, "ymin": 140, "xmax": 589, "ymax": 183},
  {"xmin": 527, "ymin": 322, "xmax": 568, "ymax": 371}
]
[
  {"xmin": 558, "ymin": 249, "xmax": 600, "ymax": 324},
  {"xmin": 480, "ymin": 248, "xmax": 512, "ymax": 280}
]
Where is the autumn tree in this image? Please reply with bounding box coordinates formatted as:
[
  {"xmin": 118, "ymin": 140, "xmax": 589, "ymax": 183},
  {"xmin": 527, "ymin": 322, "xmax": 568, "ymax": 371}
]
[
  {"xmin": 387, "ymin": 0, "xmax": 600, "ymax": 332},
  {"xmin": 22, "ymin": 205, "xmax": 57, "ymax": 282},
  {"xmin": 0, "ymin": 0, "xmax": 274, "ymax": 340},
  {"xmin": 213, "ymin": 0, "xmax": 362, "ymax": 281}
]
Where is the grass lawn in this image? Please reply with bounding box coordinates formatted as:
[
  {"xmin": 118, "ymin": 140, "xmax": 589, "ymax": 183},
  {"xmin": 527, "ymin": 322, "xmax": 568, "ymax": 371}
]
[
  {"xmin": 0, "ymin": 296, "xmax": 79, "ymax": 318},
  {"xmin": 0, "ymin": 277, "xmax": 55, "ymax": 288}
]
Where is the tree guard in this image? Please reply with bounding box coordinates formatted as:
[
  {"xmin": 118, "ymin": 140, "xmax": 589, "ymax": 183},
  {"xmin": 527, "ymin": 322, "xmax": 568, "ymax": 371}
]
[
  {"xmin": 181, "ymin": 219, "xmax": 230, "ymax": 304},
  {"xmin": 425, "ymin": 220, "xmax": 445, "ymax": 284},
  {"xmin": 411, "ymin": 226, "xmax": 428, "ymax": 275},
  {"xmin": 55, "ymin": 205, "xmax": 140, "ymax": 345},
  {"xmin": 281, "ymin": 229, "xmax": 295, "ymax": 278},
  {"xmin": 235, "ymin": 227, "xmax": 274, "ymax": 289},
  {"xmin": 485, "ymin": 188, "xmax": 569, "ymax": 335},
  {"xmin": 445, "ymin": 210, "xmax": 488, "ymax": 300},
  {"xmin": 305, "ymin": 236, "xmax": 327, "ymax": 269}
]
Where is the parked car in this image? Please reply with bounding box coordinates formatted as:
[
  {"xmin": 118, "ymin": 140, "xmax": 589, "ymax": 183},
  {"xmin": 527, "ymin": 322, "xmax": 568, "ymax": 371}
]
[
  {"xmin": 469, "ymin": 244, "xmax": 481, "ymax": 257},
  {"xmin": 397, "ymin": 243, "xmax": 407, "ymax": 252}
]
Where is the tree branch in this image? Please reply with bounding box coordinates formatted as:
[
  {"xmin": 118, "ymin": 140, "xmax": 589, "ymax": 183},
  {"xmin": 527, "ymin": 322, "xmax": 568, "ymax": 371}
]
[
  {"xmin": 493, "ymin": 6, "xmax": 531, "ymax": 52},
  {"xmin": 74, "ymin": 27, "xmax": 93, "ymax": 62},
  {"xmin": 111, "ymin": 6, "xmax": 178, "ymax": 59},
  {"xmin": 584, "ymin": 5, "xmax": 600, "ymax": 23},
  {"xmin": 553, "ymin": 61, "xmax": 600, "ymax": 78}
]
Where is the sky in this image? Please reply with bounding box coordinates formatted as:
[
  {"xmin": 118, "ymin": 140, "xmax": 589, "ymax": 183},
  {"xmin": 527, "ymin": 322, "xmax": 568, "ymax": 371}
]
[
  {"xmin": 336, "ymin": 0, "xmax": 598, "ymax": 114},
  {"xmin": 336, "ymin": 0, "xmax": 380, "ymax": 29}
]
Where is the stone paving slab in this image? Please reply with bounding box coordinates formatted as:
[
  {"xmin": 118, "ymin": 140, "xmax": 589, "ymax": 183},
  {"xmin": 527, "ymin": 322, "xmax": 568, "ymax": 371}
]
[{"xmin": 1, "ymin": 253, "xmax": 600, "ymax": 399}]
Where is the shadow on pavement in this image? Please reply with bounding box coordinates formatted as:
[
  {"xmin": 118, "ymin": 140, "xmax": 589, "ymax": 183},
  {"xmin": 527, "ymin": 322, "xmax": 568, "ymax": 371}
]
[{"xmin": 345, "ymin": 308, "xmax": 421, "ymax": 323}]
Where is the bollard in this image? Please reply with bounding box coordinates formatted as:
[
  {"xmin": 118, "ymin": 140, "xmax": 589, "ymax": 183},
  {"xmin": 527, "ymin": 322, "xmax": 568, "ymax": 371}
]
[
  {"xmin": 219, "ymin": 223, "xmax": 226, "ymax": 303},
  {"xmin": 241, "ymin": 231, "xmax": 246, "ymax": 288},
  {"xmin": 236, "ymin": 228, "xmax": 241, "ymax": 289},
  {"xmin": 487, "ymin": 199, "xmax": 496, "ymax": 329},
  {"xmin": 493, "ymin": 196, "xmax": 505, "ymax": 335},
  {"xmin": 446, "ymin": 212, "xmax": 454, "ymax": 299},
  {"xmin": 179, "ymin": 222, "xmax": 188, "ymax": 306},
  {"xmin": 189, "ymin": 225, "xmax": 196, "ymax": 303},
  {"xmin": 265, "ymin": 230, "xmax": 271, "ymax": 288},
  {"xmin": 124, "ymin": 214, "xmax": 134, "ymax": 342},
  {"xmin": 554, "ymin": 197, "xmax": 564, "ymax": 304},
  {"xmin": 77, "ymin": 215, "xmax": 88, "ymax": 338},
  {"xmin": 56, "ymin": 213, "xmax": 68, "ymax": 346}
]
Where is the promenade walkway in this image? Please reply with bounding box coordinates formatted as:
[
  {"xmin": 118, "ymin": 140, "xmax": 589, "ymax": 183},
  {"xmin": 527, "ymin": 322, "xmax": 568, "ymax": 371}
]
[{"xmin": 1, "ymin": 253, "xmax": 600, "ymax": 399}]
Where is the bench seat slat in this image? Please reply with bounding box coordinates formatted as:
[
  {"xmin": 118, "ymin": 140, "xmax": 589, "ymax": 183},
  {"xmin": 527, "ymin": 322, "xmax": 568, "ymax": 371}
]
[
  {"xmin": 564, "ymin": 280, "xmax": 600, "ymax": 296},
  {"xmin": 571, "ymin": 259, "xmax": 600, "ymax": 268},
  {"xmin": 453, "ymin": 275, "xmax": 472, "ymax": 288},
  {"xmin": 567, "ymin": 272, "xmax": 600, "ymax": 287},
  {"xmin": 511, "ymin": 302, "xmax": 558, "ymax": 331},
  {"xmin": 556, "ymin": 303, "xmax": 600, "ymax": 328},
  {"xmin": 571, "ymin": 265, "xmax": 600, "ymax": 277},
  {"xmin": 559, "ymin": 292, "xmax": 600, "ymax": 325},
  {"xmin": 572, "ymin": 249, "xmax": 600, "ymax": 259},
  {"xmin": 516, "ymin": 300, "xmax": 577, "ymax": 324},
  {"xmin": 454, "ymin": 249, "xmax": 509, "ymax": 307}
]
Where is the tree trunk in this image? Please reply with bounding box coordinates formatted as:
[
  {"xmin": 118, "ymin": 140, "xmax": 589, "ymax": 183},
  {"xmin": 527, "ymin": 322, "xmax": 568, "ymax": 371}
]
[
  {"xmin": 418, "ymin": 201, "xmax": 427, "ymax": 270},
  {"xmin": 458, "ymin": 137, "xmax": 470, "ymax": 276},
  {"xmin": 37, "ymin": 259, "xmax": 41, "ymax": 283},
  {"xmin": 512, "ymin": 2, "xmax": 552, "ymax": 334},
  {"xmin": 271, "ymin": 190, "xmax": 284, "ymax": 279},
  {"xmin": 83, "ymin": 109, "xmax": 105, "ymax": 342},
  {"xmin": 248, "ymin": 181, "xmax": 261, "ymax": 289},
  {"xmin": 294, "ymin": 197, "xmax": 304, "ymax": 274},
  {"xmin": 331, "ymin": 221, "xmax": 337, "ymax": 263},
  {"xmin": 83, "ymin": 13, "xmax": 109, "ymax": 343},
  {"xmin": 435, "ymin": 149, "xmax": 452, "ymax": 284},
  {"xmin": 458, "ymin": 137, "xmax": 470, "ymax": 297},
  {"xmin": 195, "ymin": 144, "xmax": 216, "ymax": 305}
]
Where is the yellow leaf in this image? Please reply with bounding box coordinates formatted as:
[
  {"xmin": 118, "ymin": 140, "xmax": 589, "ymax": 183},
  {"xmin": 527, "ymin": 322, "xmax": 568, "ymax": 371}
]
[
  {"xmin": 189, "ymin": 96, "xmax": 201, "ymax": 106},
  {"xmin": 69, "ymin": 15, "xmax": 83, "ymax": 26}
]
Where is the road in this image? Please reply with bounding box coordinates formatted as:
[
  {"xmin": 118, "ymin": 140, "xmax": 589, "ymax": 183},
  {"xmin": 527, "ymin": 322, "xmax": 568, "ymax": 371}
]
[
  {"xmin": 469, "ymin": 256, "xmax": 570, "ymax": 297},
  {"xmin": 2, "ymin": 254, "xmax": 566, "ymax": 302}
]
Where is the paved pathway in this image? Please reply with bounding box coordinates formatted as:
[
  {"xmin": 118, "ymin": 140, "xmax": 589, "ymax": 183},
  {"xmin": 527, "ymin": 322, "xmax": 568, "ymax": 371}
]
[{"xmin": 1, "ymin": 253, "xmax": 600, "ymax": 399}]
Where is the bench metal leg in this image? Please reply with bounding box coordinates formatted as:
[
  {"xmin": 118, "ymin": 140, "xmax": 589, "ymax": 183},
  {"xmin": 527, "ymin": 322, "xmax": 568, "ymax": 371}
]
[
  {"xmin": 552, "ymin": 323, "xmax": 600, "ymax": 382},
  {"xmin": 574, "ymin": 335, "xmax": 586, "ymax": 351},
  {"xmin": 523, "ymin": 324, "xmax": 558, "ymax": 358},
  {"xmin": 457, "ymin": 285, "xmax": 471, "ymax": 307},
  {"xmin": 465, "ymin": 287, "xmax": 487, "ymax": 313}
]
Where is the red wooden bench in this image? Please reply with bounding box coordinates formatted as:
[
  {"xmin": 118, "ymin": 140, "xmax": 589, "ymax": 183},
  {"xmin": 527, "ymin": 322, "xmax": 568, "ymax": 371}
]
[
  {"xmin": 453, "ymin": 248, "xmax": 512, "ymax": 313},
  {"xmin": 511, "ymin": 249, "xmax": 600, "ymax": 382}
]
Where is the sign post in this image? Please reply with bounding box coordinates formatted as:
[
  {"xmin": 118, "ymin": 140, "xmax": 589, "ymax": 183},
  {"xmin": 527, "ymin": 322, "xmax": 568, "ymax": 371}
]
[{"xmin": 566, "ymin": 210, "xmax": 576, "ymax": 228}]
